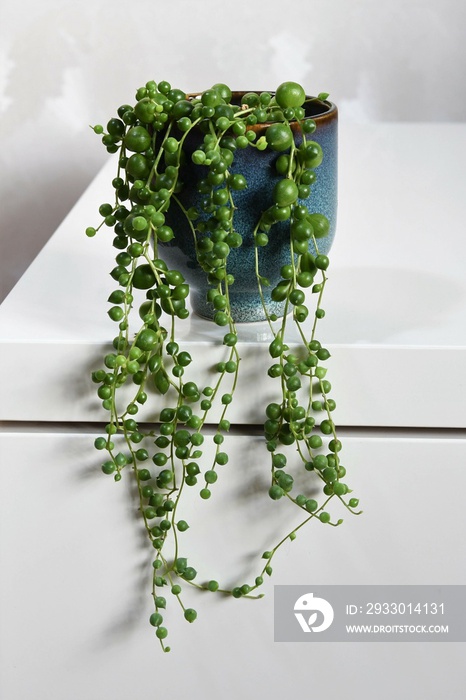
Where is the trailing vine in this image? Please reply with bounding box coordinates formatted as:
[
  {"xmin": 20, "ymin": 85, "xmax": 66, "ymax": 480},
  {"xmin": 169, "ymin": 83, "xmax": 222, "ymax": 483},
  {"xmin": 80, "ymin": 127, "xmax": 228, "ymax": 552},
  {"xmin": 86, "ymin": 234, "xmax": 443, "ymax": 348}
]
[{"xmin": 87, "ymin": 80, "xmax": 361, "ymax": 652}]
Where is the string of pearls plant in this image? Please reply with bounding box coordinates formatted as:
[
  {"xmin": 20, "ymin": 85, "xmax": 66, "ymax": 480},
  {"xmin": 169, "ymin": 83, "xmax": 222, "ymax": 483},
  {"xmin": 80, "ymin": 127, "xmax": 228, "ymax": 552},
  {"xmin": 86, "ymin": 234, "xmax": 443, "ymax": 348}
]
[{"xmin": 87, "ymin": 80, "xmax": 361, "ymax": 651}]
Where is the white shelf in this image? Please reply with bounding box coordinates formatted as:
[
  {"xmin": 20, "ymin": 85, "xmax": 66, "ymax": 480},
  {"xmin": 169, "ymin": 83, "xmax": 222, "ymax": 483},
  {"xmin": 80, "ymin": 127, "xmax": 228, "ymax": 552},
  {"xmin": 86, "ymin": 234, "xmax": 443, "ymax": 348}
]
[
  {"xmin": 1, "ymin": 124, "xmax": 466, "ymax": 426},
  {"xmin": 1, "ymin": 430, "xmax": 465, "ymax": 699},
  {"xmin": 1, "ymin": 122, "xmax": 466, "ymax": 700}
]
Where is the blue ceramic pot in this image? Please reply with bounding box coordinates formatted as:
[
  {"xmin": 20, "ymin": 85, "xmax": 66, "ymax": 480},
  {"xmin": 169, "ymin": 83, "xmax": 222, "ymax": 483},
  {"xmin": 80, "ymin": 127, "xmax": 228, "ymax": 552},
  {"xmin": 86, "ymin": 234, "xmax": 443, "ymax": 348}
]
[{"xmin": 160, "ymin": 94, "xmax": 338, "ymax": 322}]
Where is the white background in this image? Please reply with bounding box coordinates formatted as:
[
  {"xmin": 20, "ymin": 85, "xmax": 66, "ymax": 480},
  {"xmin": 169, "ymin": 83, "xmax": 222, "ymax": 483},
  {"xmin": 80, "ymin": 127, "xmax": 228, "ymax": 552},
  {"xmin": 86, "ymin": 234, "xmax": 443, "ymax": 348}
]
[{"xmin": 0, "ymin": 0, "xmax": 465, "ymax": 301}]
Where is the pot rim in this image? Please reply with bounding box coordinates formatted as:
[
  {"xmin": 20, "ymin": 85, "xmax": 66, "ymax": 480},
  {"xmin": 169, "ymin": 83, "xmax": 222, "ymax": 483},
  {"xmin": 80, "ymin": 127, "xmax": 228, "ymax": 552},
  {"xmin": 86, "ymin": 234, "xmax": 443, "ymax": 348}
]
[{"xmin": 186, "ymin": 90, "xmax": 337, "ymax": 127}]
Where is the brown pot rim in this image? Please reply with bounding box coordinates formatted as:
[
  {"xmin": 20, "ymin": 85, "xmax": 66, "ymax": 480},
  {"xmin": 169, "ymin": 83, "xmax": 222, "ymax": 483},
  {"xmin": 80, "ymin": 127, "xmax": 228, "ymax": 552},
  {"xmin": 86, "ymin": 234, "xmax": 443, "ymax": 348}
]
[{"xmin": 185, "ymin": 90, "xmax": 337, "ymax": 134}]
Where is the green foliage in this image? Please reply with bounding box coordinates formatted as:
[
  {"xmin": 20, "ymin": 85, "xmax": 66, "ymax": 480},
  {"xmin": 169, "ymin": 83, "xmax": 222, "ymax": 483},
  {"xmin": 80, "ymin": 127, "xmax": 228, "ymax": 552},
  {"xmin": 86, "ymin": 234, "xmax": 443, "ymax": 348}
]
[{"xmin": 87, "ymin": 79, "xmax": 361, "ymax": 652}]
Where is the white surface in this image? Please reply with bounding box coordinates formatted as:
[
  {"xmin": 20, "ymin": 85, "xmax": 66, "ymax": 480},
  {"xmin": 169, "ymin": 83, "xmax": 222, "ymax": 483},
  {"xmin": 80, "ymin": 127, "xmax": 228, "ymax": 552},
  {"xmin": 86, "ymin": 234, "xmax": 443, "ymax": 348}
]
[
  {"xmin": 1, "ymin": 124, "xmax": 466, "ymax": 426},
  {"xmin": 1, "ymin": 121, "xmax": 466, "ymax": 700},
  {"xmin": 0, "ymin": 430, "xmax": 465, "ymax": 700}
]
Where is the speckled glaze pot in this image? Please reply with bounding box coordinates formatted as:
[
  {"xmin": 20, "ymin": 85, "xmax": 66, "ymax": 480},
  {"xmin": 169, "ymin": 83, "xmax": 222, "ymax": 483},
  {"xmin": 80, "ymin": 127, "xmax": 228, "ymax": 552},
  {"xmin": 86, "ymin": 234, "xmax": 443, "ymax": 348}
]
[{"xmin": 160, "ymin": 94, "xmax": 338, "ymax": 322}]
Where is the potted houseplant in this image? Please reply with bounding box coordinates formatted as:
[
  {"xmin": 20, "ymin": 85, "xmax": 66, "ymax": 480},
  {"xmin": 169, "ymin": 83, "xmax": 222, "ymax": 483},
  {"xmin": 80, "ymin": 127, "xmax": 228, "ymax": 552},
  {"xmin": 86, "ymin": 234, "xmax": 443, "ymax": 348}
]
[{"xmin": 87, "ymin": 79, "xmax": 361, "ymax": 651}]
